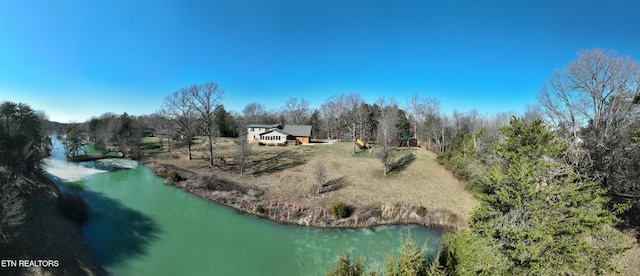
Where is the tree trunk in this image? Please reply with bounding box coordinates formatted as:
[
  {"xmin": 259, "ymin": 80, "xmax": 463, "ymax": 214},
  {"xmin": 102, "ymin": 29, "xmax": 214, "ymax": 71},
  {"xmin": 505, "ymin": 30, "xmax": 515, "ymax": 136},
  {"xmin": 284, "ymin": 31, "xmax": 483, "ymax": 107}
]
[
  {"xmin": 208, "ymin": 135, "xmax": 214, "ymax": 167},
  {"xmin": 188, "ymin": 142, "xmax": 192, "ymax": 160},
  {"xmin": 352, "ymin": 123, "xmax": 356, "ymax": 154}
]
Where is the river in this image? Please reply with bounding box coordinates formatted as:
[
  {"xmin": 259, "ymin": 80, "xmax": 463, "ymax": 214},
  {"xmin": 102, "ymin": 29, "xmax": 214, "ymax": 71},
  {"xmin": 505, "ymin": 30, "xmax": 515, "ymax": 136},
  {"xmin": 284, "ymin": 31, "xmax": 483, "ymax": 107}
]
[{"xmin": 42, "ymin": 140, "xmax": 442, "ymax": 275}]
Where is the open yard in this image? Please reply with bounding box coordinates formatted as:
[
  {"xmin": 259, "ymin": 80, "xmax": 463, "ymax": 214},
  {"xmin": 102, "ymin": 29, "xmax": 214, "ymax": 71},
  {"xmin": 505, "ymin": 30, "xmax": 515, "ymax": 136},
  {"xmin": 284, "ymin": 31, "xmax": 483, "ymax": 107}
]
[{"xmin": 145, "ymin": 137, "xmax": 477, "ymax": 221}]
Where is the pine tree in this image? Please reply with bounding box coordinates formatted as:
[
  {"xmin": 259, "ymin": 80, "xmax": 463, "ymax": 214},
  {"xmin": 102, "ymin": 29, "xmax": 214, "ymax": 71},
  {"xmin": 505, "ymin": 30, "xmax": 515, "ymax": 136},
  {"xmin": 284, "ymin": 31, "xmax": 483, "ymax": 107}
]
[
  {"xmin": 451, "ymin": 117, "xmax": 632, "ymax": 275},
  {"xmin": 326, "ymin": 254, "xmax": 365, "ymax": 276}
]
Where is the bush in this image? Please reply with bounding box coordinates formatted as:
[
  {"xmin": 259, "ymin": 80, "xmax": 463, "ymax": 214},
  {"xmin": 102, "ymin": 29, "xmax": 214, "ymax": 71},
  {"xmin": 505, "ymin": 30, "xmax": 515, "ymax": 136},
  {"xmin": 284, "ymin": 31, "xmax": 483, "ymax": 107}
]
[
  {"xmin": 58, "ymin": 194, "xmax": 89, "ymax": 225},
  {"xmin": 254, "ymin": 205, "xmax": 265, "ymax": 214},
  {"xmin": 448, "ymin": 213, "xmax": 459, "ymax": 224},
  {"xmin": 331, "ymin": 202, "xmax": 351, "ymax": 219},
  {"xmin": 169, "ymin": 171, "xmax": 182, "ymax": 182},
  {"xmin": 372, "ymin": 209, "xmax": 382, "ymax": 218},
  {"xmin": 416, "ymin": 206, "xmax": 427, "ymax": 217}
]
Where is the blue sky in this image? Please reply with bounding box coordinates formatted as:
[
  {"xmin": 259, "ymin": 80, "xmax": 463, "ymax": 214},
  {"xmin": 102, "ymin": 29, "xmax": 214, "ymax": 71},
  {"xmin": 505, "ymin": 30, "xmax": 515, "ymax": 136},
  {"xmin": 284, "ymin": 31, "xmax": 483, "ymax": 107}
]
[{"xmin": 1, "ymin": 1, "xmax": 639, "ymax": 123}]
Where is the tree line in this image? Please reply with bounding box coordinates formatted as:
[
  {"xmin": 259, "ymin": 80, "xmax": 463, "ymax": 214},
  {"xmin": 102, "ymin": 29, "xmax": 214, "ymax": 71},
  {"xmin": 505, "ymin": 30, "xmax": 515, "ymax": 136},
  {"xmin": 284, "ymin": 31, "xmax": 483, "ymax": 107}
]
[
  {"xmin": 44, "ymin": 48, "xmax": 640, "ymax": 274},
  {"xmin": 0, "ymin": 101, "xmax": 48, "ymax": 242},
  {"xmin": 326, "ymin": 49, "xmax": 639, "ymax": 275}
]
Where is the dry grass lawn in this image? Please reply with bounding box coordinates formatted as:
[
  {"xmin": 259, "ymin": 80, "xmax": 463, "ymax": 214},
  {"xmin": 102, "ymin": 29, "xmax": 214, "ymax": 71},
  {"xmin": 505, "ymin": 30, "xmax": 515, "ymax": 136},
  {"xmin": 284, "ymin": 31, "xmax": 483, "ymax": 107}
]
[{"xmin": 146, "ymin": 138, "xmax": 477, "ymax": 221}]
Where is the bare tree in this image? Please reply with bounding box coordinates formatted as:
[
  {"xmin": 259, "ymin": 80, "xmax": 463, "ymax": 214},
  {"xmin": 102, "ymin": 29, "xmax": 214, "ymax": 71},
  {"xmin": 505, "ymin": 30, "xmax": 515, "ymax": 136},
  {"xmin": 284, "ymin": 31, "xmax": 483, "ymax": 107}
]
[
  {"xmin": 538, "ymin": 49, "xmax": 640, "ymax": 195},
  {"xmin": 419, "ymin": 98, "xmax": 442, "ymax": 151},
  {"xmin": 161, "ymin": 88, "xmax": 199, "ymax": 159},
  {"xmin": 406, "ymin": 93, "xmax": 439, "ymax": 139},
  {"xmin": 314, "ymin": 161, "xmax": 328, "ymax": 194},
  {"xmin": 283, "ymin": 98, "xmax": 310, "ymax": 124},
  {"xmin": 190, "ymin": 82, "xmax": 225, "ymax": 167},
  {"xmin": 235, "ymin": 134, "xmax": 251, "ymax": 175},
  {"xmin": 320, "ymin": 93, "xmax": 366, "ymax": 153},
  {"xmin": 242, "ymin": 103, "xmax": 267, "ymax": 125},
  {"xmin": 0, "ymin": 184, "xmax": 25, "ymax": 243},
  {"xmin": 376, "ymin": 98, "xmax": 400, "ymax": 176}
]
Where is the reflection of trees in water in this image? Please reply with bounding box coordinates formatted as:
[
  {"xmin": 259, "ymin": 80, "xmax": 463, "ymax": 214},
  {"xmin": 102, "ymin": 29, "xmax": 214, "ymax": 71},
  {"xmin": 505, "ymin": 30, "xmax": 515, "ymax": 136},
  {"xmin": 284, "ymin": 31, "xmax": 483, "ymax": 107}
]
[{"xmin": 82, "ymin": 190, "xmax": 161, "ymax": 268}]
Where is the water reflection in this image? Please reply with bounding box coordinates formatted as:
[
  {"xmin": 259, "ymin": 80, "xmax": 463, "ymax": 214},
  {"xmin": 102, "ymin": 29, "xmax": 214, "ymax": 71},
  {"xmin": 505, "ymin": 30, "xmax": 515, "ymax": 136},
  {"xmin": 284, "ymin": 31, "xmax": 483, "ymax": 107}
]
[{"xmin": 82, "ymin": 189, "xmax": 162, "ymax": 269}]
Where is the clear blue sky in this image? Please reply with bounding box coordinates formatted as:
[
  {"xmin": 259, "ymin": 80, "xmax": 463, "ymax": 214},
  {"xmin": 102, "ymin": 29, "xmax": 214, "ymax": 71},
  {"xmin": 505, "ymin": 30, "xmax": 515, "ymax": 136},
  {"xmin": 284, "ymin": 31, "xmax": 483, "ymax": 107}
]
[{"xmin": 1, "ymin": 1, "xmax": 639, "ymax": 123}]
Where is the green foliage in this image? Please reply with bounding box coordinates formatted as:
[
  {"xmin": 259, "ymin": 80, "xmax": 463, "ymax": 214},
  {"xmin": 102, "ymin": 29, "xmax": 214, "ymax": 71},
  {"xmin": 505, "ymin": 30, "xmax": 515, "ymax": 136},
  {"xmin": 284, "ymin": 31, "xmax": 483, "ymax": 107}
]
[
  {"xmin": 436, "ymin": 130, "xmax": 489, "ymax": 192},
  {"xmin": 63, "ymin": 127, "xmax": 87, "ymax": 158},
  {"xmin": 449, "ymin": 117, "xmax": 633, "ymax": 275},
  {"xmin": 385, "ymin": 234, "xmax": 443, "ymax": 276},
  {"xmin": 327, "ymin": 235, "xmax": 444, "ymax": 276},
  {"xmin": 441, "ymin": 229, "xmax": 507, "ymax": 275},
  {"xmin": 58, "ymin": 194, "xmax": 90, "ymax": 225},
  {"xmin": 326, "ymin": 254, "xmax": 366, "ymax": 276},
  {"xmin": 169, "ymin": 171, "xmax": 182, "ymax": 182},
  {"xmin": 331, "ymin": 202, "xmax": 350, "ymax": 219},
  {"xmin": 0, "ymin": 101, "xmax": 44, "ymax": 179},
  {"xmin": 415, "ymin": 206, "xmax": 427, "ymax": 217}
]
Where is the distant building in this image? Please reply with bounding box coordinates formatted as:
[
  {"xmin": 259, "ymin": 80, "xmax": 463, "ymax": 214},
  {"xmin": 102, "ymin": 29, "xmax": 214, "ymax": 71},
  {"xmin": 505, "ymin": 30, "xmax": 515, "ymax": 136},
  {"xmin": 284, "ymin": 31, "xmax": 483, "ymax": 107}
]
[
  {"xmin": 247, "ymin": 124, "xmax": 282, "ymax": 143},
  {"xmin": 246, "ymin": 123, "xmax": 312, "ymax": 145},
  {"xmin": 282, "ymin": 125, "xmax": 312, "ymax": 144}
]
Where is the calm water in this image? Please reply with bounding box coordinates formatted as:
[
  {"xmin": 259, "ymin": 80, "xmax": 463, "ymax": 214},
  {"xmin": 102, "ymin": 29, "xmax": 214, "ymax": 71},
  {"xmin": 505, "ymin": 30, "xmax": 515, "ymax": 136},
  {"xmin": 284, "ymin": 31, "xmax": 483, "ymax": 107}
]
[{"xmin": 43, "ymin": 140, "xmax": 441, "ymax": 275}]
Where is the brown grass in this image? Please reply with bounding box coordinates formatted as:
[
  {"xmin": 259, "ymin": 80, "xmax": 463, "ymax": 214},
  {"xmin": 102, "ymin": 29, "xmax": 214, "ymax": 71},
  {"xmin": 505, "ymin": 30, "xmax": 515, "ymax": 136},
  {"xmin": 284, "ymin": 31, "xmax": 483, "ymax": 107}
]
[{"xmin": 147, "ymin": 138, "xmax": 477, "ymax": 222}]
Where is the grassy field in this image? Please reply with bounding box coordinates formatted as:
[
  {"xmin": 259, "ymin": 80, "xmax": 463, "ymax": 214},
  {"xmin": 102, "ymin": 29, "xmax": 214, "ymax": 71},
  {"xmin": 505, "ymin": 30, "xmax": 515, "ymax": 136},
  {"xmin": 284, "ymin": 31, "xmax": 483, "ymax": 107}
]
[
  {"xmin": 144, "ymin": 137, "xmax": 640, "ymax": 273},
  {"xmin": 146, "ymin": 137, "xmax": 477, "ymax": 221}
]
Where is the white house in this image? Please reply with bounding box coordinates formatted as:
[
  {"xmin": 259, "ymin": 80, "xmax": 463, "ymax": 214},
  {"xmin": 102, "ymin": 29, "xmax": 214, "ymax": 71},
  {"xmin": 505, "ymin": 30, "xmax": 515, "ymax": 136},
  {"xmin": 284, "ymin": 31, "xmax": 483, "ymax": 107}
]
[
  {"xmin": 258, "ymin": 129, "xmax": 289, "ymax": 145},
  {"xmin": 246, "ymin": 124, "xmax": 281, "ymax": 143}
]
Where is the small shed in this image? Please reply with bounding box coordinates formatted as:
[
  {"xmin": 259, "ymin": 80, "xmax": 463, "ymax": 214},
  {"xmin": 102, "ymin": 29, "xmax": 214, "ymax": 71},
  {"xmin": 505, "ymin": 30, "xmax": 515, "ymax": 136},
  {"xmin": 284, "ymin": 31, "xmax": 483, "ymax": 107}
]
[
  {"xmin": 393, "ymin": 136, "xmax": 418, "ymax": 147},
  {"xmin": 408, "ymin": 137, "xmax": 418, "ymax": 147}
]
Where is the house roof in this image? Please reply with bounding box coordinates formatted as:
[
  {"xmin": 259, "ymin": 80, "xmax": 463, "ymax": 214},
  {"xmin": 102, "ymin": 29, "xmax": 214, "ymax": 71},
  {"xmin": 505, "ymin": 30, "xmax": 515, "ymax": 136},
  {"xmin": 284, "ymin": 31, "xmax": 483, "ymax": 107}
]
[
  {"xmin": 282, "ymin": 125, "xmax": 312, "ymax": 137},
  {"xmin": 259, "ymin": 129, "xmax": 289, "ymax": 136},
  {"xmin": 247, "ymin": 123, "xmax": 281, "ymax": 129}
]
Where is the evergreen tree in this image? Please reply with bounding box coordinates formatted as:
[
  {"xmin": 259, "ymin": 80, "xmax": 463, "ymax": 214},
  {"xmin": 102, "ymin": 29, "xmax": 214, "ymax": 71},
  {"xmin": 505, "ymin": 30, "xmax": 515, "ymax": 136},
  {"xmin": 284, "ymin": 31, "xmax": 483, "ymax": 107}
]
[
  {"xmin": 446, "ymin": 117, "xmax": 632, "ymax": 275},
  {"xmin": 326, "ymin": 254, "xmax": 366, "ymax": 276},
  {"xmin": 63, "ymin": 127, "xmax": 87, "ymax": 158},
  {"xmin": 385, "ymin": 234, "xmax": 444, "ymax": 276}
]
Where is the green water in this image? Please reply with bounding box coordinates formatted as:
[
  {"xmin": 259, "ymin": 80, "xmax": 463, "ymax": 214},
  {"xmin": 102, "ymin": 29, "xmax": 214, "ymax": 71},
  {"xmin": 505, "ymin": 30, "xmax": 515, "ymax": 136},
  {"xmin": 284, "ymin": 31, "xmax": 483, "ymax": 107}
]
[{"xmin": 44, "ymin": 142, "xmax": 442, "ymax": 275}]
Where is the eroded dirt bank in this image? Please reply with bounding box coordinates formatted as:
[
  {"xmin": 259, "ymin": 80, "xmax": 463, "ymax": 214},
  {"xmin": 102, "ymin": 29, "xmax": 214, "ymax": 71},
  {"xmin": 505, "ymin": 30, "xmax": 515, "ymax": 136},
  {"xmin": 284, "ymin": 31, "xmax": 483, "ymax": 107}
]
[
  {"xmin": 145, "ymin": 161, "xmax": 465, "ymax": 233},
  {"xmin": 0, "ymin": 174, "xmax": 102, "ymax": 276}
]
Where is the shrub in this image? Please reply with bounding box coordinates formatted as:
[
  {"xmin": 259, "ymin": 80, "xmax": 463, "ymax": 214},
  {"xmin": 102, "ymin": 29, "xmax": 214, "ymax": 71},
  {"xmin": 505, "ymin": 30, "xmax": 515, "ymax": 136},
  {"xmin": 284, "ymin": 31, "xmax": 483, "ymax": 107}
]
[
  {"xmin": 58, "ymin": 194, "xmax": 89, "ymax": 225},
  {"xmin": 254, "ymin": 205, "xmax": 265, "ymax": 214},
  {"xmin": 169, "ymin": 171, "xmax": 182, "ymax": 182},
  {"xmin": 448, "ymin": 212, "xmax": 459, "ymax": 224},
  {"xmin": 416, "ymin": 206, "xmax": 427, "ymax": 217},
  {"xmin": 372, "ymin": 209, "xmax": 382, "ymax": 218},
  {"xmin": 331, "ymin": 202, "xmax": 351, "ymax": 219}
]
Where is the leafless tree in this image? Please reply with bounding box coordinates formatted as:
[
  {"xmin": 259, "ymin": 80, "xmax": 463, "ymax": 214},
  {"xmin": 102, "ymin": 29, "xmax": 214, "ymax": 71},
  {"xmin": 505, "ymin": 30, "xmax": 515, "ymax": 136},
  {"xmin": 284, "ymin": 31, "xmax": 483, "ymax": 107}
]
[
  {"xmin": 418, "ymin": 98, "xmax": 442, "ymax": 151},
  {"xmin": 320, "ymin": 93, "xmax": 366, "ymax": 153},
  {"xmin": 376, "ymin": 98, "xmax": 399, "ymax": 176},
  {"xmin": 161, "ymin": 87, "xmax": 199, "ymax": 159},
  {"xmin": 283, "ymin": 97, "xmax": 310, "ymax": 124},
  {"xmin": 190, "ymin": 82, "xmax": 225, "ymax": 167},
  {"xmin": 0, "ymin": 183, "xmax": 25, "ymax": 243},
  {"xmin": 406, "ymin": 93, "xmax": 440, "ymax": 140},
  {"xmin": 235, "ymin": 134, "xmax": 251, "ymax": 175},
  {"xmin": 242, "ymin": 102, "xmax": 267, "ymax": 125},
  {"xmin": 538, "ymin": 49, "xmax": 640, "ymax": 194},
  {"xmin": 314, "ymin": 161, "xmax": 328, "ymax": 194}
]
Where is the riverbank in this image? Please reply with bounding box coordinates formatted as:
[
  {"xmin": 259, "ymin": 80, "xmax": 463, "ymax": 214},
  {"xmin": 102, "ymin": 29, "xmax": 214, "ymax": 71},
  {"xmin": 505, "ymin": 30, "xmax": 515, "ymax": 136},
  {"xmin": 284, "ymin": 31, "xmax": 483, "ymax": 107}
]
[
  {"xmin": 0, "ymin": 173, "xmax": 102, "ymax": 276},
  {"xmin": 140, "ymin": 139, "xmax": 476, "ymax": 232},
  {"xmin": 145, "ymin": 161, "xmax": 463, "ymax": 232}
]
